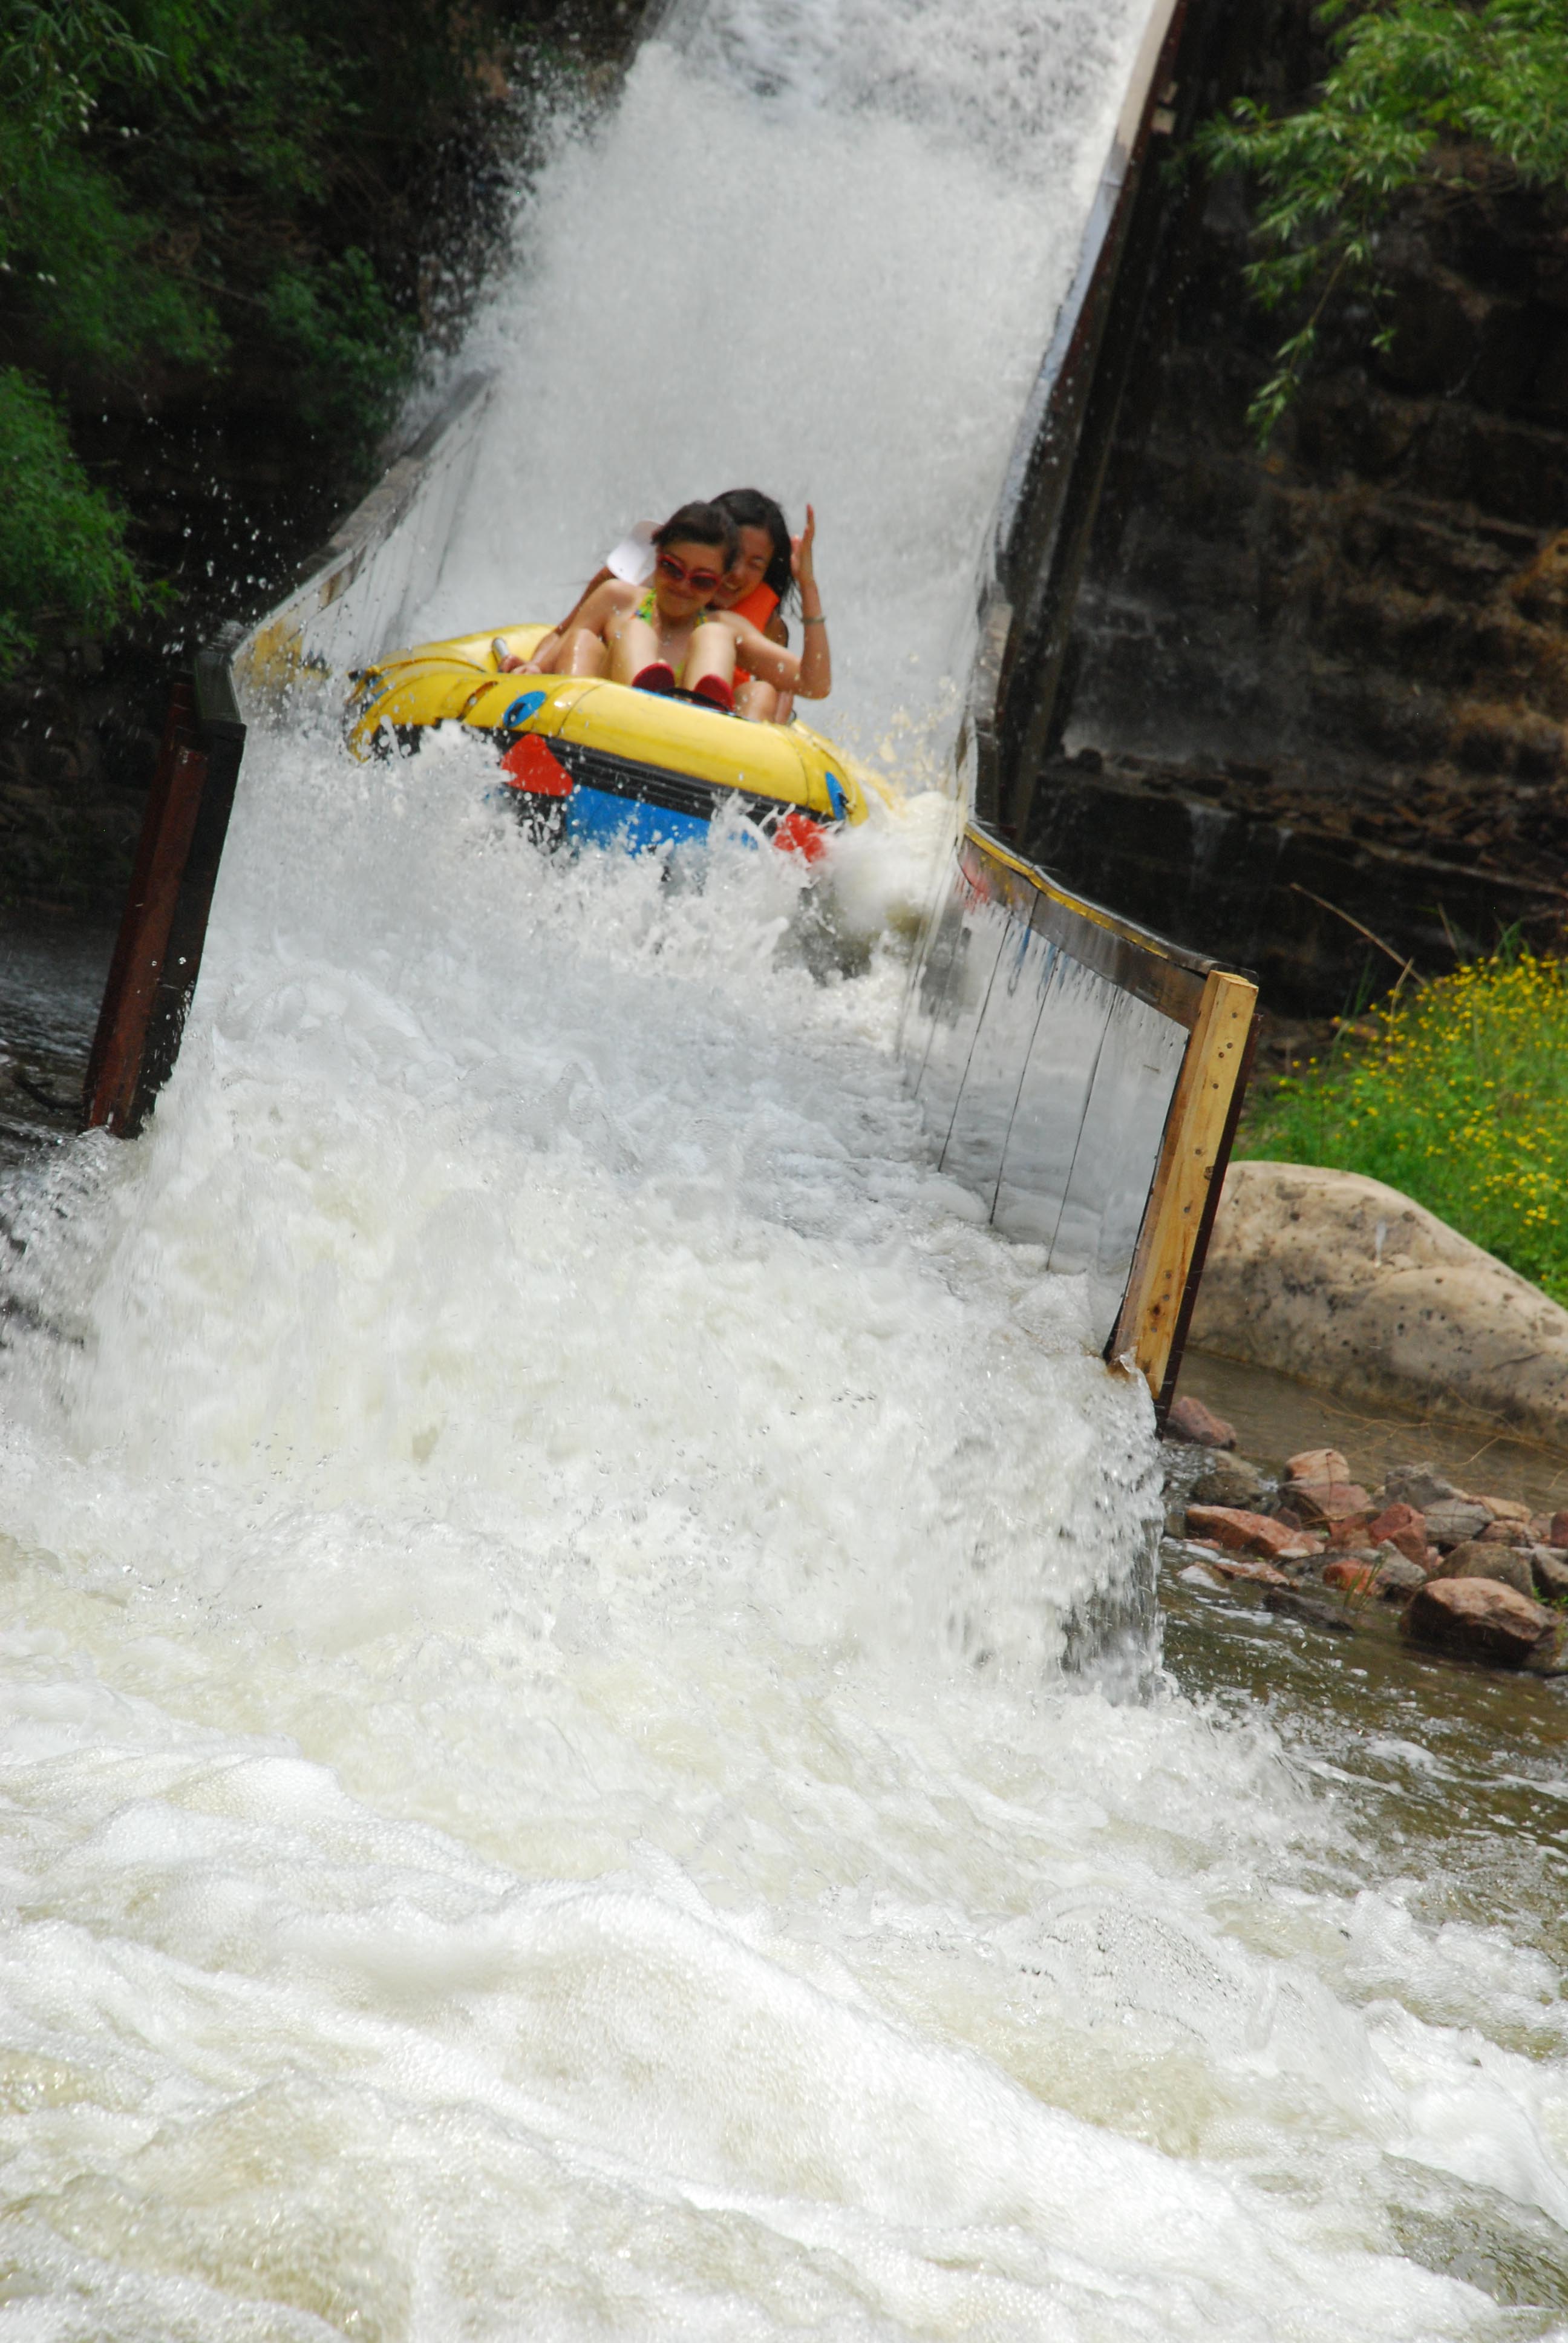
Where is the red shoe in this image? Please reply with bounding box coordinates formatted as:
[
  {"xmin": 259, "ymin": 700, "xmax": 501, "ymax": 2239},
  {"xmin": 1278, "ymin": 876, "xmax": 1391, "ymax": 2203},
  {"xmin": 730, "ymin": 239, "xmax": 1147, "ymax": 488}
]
[
  {"xmin": 690, "ymin": 673, "xmax": 734, "ymax": 714},
  {"xmin": 632, "ymin": 662, "xmax": 676, "ymax": 695}
]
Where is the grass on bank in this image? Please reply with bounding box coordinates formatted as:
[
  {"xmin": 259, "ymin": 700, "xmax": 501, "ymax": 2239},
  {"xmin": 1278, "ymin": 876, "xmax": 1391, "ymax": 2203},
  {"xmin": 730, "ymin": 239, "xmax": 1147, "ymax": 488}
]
[{"xmin": 1238, "ymin": 946, "xmax": 1568, "ymax": 1306}]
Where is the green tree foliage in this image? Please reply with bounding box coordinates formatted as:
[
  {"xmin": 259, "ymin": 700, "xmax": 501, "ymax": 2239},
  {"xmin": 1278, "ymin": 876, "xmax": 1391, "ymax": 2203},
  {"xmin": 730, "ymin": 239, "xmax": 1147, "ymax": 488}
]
[
  {"xmin": 1197, "ymin": 0, "xmax": 1568, "ymax": 436},
  {"xmin": 0, "ymin": 365, "xmax": 142, "ymax": 673},
  {"xmin": 0, "ymin": 0, "xmax": 540, "ymax": 664}
]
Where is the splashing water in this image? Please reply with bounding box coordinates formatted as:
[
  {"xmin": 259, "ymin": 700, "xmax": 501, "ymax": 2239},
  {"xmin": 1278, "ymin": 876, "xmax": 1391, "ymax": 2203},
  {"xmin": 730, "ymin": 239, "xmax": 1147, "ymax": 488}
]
[{"xmin": 0, "ymin": 2, "xmax": 1565, "ymax": 2336}]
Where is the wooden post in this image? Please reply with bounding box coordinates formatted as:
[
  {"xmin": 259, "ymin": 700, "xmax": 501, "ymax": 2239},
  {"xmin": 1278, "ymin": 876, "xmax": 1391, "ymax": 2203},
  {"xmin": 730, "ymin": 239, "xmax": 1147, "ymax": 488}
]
[
  {"xmin": 82, "ymin": 653, "xmax": 246, "ymax": 1138},
  {"xmin": 83, "ymin": 689, "xmax": 208, "ymax": 1135},
  {"xmin": 83, "ymin": 678, "xmax": 194, "ymax": 1116},
  {"xmin": 1108, "ymin": 969, "xmax": 1258, "ymax": 1403}
]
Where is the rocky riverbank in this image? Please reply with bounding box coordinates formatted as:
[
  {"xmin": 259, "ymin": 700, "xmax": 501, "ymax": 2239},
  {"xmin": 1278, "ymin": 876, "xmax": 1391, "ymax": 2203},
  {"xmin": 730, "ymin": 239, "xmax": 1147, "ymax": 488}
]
[{"xmin": 1163, "ymin": 1394, "xmax": 1568, "ymax": 1675}]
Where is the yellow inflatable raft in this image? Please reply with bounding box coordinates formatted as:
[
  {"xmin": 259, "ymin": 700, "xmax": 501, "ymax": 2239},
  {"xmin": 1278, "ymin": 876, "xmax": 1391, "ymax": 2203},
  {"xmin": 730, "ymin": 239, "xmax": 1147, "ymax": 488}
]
[{"xmin": 347, "ymin": 624, "xmax": 871, "ymax": 859}]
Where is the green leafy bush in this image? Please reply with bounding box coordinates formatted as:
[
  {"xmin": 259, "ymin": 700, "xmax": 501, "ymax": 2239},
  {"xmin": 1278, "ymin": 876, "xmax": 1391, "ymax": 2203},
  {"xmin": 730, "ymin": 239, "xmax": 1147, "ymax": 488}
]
[
  {"xmin": 1240, "ymin": 948, "xmax": 1568, "ymax": 1302},
  {"xmin": 1197, "ymin": 0, "xmax": 1568, "ymax": 434},
  {"xmin": 0, "ymin": 0, "xmax": 547, "ymax": 663},
  {"xmin": 264, "ymin": 249, "xmax": 416, "ymax": 443},
  {"xmin": 0, "ymin": 365, "xmax": 142, "ymax": 672}
]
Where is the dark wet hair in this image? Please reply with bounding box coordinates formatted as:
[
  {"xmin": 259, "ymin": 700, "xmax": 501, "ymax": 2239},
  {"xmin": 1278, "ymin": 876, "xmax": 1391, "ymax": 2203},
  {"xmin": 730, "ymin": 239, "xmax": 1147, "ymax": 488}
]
[
  {"xmin": 714, "ymin": 487, "xmax": 794, "ymax": 607},
  {"xmin": 653, "ymin": 501, "xmax": 739, "ymax": 571}
]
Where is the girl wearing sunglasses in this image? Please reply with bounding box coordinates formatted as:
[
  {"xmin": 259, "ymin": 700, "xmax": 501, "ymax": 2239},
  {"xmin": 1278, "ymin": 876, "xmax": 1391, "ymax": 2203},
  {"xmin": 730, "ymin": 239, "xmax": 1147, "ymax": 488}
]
[{"xmin": 509, "ymin": 498, "xmax": 831, "ymax": 717}]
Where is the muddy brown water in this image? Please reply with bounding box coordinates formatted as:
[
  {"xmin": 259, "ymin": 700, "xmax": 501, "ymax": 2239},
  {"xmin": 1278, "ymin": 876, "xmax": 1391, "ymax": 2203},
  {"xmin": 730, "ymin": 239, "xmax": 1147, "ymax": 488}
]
[{"xmin": 1179, "ymin": 1348, "xmax": 1568, "ymax": 1517}]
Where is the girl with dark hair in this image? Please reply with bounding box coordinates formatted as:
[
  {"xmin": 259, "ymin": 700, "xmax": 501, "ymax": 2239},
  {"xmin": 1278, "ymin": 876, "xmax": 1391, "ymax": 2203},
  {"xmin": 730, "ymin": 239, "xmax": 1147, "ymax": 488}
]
[
  {"xmin": 710, "ymin": 489, "xmax": 795, "ymax": 721},
  {"xmin": 514, "ymin": 498, "xmax": 832, "ymax": 716}
]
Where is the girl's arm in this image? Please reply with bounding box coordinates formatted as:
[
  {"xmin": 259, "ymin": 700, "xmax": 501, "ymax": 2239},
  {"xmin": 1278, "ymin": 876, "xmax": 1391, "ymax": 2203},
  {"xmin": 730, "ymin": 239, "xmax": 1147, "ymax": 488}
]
[
  {"xmin": 503, "ymin": 565, "xmax": 619, "ymax": 672},
  {"xmin": 510, "ymin": 628, "xmax": 561, "ymax": 675},
  {"xmin": 554, "ymin": 564, "xmax": 615, "ymax": 635},
  {"xmin": 719, "ymin": 617, "xmax": 802, "ymax": 692},
  {"xmin": 789, "ymin": 503, "xmax": 830, "ymax": 701},
  {"xmin": 718, "ymin": 509, "xmax": 831, "ymax": 696}
]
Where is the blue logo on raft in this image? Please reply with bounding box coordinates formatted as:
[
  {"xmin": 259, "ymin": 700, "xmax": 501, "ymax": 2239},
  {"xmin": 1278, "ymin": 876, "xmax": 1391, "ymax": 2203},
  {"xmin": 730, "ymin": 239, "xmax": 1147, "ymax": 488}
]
[
  {"xmin": 502, "ymin": 690, "xmax": 547, "ymax": 729},
  {"xmin": 825, "ymin": 771, "xmax": 848, "ymax": 821}
]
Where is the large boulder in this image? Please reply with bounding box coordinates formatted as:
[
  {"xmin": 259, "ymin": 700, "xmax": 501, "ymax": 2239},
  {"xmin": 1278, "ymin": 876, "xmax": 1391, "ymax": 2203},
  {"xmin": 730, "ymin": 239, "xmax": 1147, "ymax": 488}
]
[
  {"xmin": 1402, "ymin": 1577, "xmax": 1554, "ymax": 1668},
  {"xmin": 1190, "ymin": 1162, "xmax": 1568, "ymax": 1444},
  {"xmin": 1428, "ymin": 1540, "xmax": 1536, "ymax": 1599}
]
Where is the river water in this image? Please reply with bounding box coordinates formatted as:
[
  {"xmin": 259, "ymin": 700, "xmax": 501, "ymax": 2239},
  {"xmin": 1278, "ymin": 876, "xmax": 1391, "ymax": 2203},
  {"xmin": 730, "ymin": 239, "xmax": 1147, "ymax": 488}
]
[{"xmin": 0, "ymin": 1, "xmax": 1565, "ymax": 2336}]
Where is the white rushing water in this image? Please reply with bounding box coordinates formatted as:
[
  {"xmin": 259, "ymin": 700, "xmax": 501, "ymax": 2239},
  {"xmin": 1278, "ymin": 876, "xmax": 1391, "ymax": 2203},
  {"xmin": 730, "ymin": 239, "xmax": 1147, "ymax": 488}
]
[{"xmin": 2, "ymin": 1, "xmax": 1566, "ymax": 2335}]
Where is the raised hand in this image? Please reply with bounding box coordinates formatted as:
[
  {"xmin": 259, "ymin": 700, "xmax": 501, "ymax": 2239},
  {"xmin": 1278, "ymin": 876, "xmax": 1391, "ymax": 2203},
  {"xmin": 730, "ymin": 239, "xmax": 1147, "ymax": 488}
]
[{"xmin": 790, "ymin": 503, "xmax": 817, "ymax": 591}]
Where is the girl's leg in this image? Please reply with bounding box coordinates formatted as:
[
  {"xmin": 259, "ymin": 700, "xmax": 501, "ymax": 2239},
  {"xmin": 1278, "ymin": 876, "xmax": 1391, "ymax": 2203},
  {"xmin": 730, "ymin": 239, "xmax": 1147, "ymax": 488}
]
[
  {"xmin": 685, "ymin": 621, "xmax": 737, "ymax": 710},
  {"xmin": 557, "ymin": 628, "xmax": 609, "ymax": 677},
  {"xmin": 734, "ymin": 678, "xmax": 779, "ymax": 723},
  {"xmin": 686, "ymin": 623, "xmax": 736, "ymax": 693},
  {"xmin": 605, "ymin": 613, "xmax": 662, "ymax": 686}
]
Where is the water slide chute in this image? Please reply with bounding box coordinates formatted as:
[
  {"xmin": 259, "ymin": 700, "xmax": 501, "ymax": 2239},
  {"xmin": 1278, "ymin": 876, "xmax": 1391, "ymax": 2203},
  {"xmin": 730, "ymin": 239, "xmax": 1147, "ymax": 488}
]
[{"xmin": 83, "ymin": 0, "xmax": 1256, "ymax": 1420}]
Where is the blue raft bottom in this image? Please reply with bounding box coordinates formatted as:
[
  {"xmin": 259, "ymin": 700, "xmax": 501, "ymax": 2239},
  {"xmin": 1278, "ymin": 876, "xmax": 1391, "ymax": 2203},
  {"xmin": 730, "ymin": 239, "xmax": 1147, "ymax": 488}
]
[{"xmin": 566, "ymin": 785, "xmax": 712, "ymax": 854}]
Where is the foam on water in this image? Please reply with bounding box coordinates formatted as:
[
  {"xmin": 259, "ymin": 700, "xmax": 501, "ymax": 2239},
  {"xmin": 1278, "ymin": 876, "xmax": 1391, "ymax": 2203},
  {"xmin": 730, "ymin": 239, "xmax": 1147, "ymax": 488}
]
[{"xmin": 0, "ymin": 0, "xmax": 1565, "ymax": 2333}]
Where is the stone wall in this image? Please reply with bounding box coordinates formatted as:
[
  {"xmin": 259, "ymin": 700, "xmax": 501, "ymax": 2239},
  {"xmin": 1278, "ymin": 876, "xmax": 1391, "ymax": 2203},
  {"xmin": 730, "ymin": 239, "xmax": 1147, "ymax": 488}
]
[{"xmin": 1021, "ymin": 0, "xmax": 1568, "ymax": 1010}]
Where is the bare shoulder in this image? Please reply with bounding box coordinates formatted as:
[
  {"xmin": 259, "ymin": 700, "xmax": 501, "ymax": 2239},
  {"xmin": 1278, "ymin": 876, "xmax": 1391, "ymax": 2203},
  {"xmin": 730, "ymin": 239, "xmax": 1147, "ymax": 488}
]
[{"xmin": 582, "ymin": 577, "xmax": 638, "ymax": 623}]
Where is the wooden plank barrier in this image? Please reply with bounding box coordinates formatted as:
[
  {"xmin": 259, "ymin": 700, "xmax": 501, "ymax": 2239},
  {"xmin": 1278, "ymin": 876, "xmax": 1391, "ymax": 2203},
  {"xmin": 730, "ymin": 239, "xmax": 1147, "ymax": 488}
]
[
  {"xmin": 82, "ymin": 655, "xmax": 246, "ymax": 1138},
  {"xmin": 1107, "ymin": 968, "xmax": 1259, "ymax": 1409},
  {"xmin": 900, "ymin": 821, "xmax": 1258, "ymax": 1420}
]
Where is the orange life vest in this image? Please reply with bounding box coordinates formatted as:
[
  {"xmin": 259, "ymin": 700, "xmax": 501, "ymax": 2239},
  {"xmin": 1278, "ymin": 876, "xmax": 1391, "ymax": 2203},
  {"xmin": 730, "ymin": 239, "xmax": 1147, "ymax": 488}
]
[{"xmin": 728, "ymin": 582, "xmax": 780, "ymax": 690}]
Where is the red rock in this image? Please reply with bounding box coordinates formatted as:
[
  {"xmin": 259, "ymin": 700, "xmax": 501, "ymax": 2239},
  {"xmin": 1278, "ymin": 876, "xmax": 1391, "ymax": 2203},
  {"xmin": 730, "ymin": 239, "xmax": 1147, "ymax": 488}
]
[
  {"xmin": 1368, "ymin": 1502, "xmax": 1428, "ymax": 1565},
  {"xmin": 1201, "ymin": 1554, "xmax": 1290, "ymax": 1589},
  {"xmin": 1475, "ymin": 1493, "xmax": 1530, "ymax": 1524},
  {"xmin": 1290, "ymin": 1481, "xmax": 1373, "ymax": 1525},
  {"xmin": 1479, "ymin": 1519, "xmax": 1530, "ymax": 1547},
  {"xmin": 1549, "ymin": 1511, "xmax": 1568, "ymax": 1550},
  {"xmin": 1187, "ymin": 1504, "xmax": 1313, "ymax": 1561},
  {"xmin": 1286, "ymin": 1447, "xmax": 1350, "ymax": 1487},
  {"xmin": 1165, "ymin": 1395, "xmax": 1236, "ymax": 1449},
  {"xmin": 1323, "ymin": 1559, "xmax": 1376, "ymax": 1596},
  {"xmin": 1402, "ymin": 1578, "xmax": 1553, "ymax": 1668}
]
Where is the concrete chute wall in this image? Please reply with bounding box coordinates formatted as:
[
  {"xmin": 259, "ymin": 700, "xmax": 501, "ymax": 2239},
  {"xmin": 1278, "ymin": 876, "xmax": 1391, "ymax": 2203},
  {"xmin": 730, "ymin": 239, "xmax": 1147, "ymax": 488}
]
[{"xmin": 227, "ymin": 372, "xmax": 496, "ymax": 718}]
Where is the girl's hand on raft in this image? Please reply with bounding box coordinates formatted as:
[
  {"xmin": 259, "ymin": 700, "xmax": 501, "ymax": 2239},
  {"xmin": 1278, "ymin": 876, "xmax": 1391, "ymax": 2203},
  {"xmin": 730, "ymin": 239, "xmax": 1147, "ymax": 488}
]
[{"xmin": 791, "ymin": 503, "xmax": 817, "ymax": 591}]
